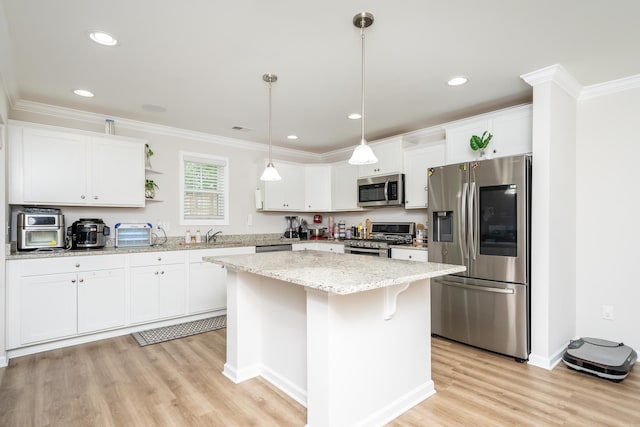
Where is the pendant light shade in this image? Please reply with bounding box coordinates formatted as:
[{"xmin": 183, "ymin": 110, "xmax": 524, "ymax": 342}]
[
  {"xmin": 260, "ymin": 73, "xmax": 282, "ymax": 181},
  {"xmin": 348, "ymin": 12, "xmax": 378, "ymax": 166}
]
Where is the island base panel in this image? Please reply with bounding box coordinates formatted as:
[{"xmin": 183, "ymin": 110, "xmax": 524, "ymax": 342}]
[{"xmin": 224, "ymin": 269, "xmax": 435, "ymax": 426}]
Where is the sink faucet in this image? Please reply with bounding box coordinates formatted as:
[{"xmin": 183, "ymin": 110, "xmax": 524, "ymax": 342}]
[{"xmin": 206, "ymin": 229, "xmax": 222, "ymax": 244}]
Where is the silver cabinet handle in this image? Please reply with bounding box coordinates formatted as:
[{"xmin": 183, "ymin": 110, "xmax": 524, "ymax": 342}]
[
  {"xmin": 439, "ymin": 279, "xmax": 514, "ymax": 294},
  {"xmin": 80, "ymin": 195, "xmax": 86, "ymax": 199},
  {"xmin": 79, "ymin": 278, "xmax": 84, "ymax": 283},
  {"xmin": 157, "ymin": 257, "xmax": 162, "ymax": 261},
  {"xmin": 71, "ymin": 279, "xmax": 76, "ymax": 283},
  {"xmin": 75, "ymin": 263, "xmax": 80, "ymax": 268},
  {"xmin": 94, "ymin": 195, "xmax": 98, "ymax": 200},
  {"xmin": 155, "ymin": 271, "xmax": 159, "ymax": 275}
]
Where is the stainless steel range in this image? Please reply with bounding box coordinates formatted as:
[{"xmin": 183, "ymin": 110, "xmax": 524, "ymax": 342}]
[{"xmin": 343, "ymin": 222, "xmax": 415, "ymax": 257}]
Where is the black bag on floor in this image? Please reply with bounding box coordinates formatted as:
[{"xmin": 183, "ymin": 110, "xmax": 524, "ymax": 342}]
[{"xmin": 562, "ymin": 337, "xmax": 637, "ymax": 381}]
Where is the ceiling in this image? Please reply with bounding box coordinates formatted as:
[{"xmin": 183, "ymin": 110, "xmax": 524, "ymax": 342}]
[{"xmin": 1, "ymin": 0, "xmax": 639, "ymax": 154}]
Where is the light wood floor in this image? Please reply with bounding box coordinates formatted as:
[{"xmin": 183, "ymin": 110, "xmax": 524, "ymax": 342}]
[{"xmin": 0, "ymin": 329, "xmax": 638, "ymax": 426}]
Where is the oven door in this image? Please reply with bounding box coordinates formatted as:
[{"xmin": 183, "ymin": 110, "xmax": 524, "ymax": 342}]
[{"xmin": 344, "ymin": 246, "xmax": 389, "ymax": 258}]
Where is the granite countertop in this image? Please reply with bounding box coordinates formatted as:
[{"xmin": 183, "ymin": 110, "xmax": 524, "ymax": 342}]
[
  {"xmin": 5, "ymin": 235, "xmax": 345, "ymax": 260},
  {"xmin": 205, "ymin": 250, "xmax": 463, "ymax": 295}
]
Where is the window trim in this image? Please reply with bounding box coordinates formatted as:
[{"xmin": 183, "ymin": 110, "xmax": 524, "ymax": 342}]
[{"xmin": 179, "ymin": 151, "xmax": 230, "ymax": 226}]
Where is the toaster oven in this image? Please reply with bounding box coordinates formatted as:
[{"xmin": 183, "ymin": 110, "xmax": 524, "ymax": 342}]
[{"xmin": 114, "ymin": 223, "xmax": 153, "ymax": 248}]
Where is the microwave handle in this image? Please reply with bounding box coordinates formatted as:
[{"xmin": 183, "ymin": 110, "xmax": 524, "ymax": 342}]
[{"xmin": 384, "ymin": 179, "xmax": 389, "ymax": 202}]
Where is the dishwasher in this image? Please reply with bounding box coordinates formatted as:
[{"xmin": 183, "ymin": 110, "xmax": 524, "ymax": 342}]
[{"xmin": 255, "ymin": 243, "xmax": 293, "ymax": 253}]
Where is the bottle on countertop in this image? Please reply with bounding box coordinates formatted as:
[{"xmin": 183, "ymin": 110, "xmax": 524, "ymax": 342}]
[
  {"xmin": 195, "ymin": 229, "xmax": 202, "ymax": 244},
  {"xmin": 185, "ymin": 229, "xmax": 191, "ymax": 244},
  {"xmin": 358, "ymin": 222, "xmax": 363, "ymax": 239}
]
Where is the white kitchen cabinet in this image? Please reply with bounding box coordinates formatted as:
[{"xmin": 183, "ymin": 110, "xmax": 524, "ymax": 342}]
[
  {"xmin": 331, "ymin": 161, "xmax": 361, "ymax": 211},
  {"xmin": 6, "ymin": 255, "xmax": 127, "ymax": 348},
  {"xmin": 444, "ymin": 105, "xmax": 532, "ymax": 165},
  {"xmin": 8, "ymin": 121, "xmax": 145, "ymax": 207},
  {"xmin": 130, "ymin": 251, "xmax": 186, "ymax": 324},
  {"xmin": 262, "ymin": 161, "xmax": 306, "ymax": 211},
  {"xmin": 391, "ymin": 247, "xmax": 428, "ymax": 262},
  {"xmin": 403, "ymin": 142, "xmax": 446, "ymax": 209},
  {"xmin": 305, "ymin": 165, "xmax": 332, "ymax": 211},
  {"xmin": 358, "ymin": 137, "xmax": 404, "ymax": 178},
  {"xmin": 188, "ymin": 246, "xmax": 255, "ymax": 314}
]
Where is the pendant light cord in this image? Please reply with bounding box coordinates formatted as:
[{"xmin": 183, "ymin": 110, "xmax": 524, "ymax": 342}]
[
  {"xmin": 268, "ymin": 81, "xmax": 273, "ymax": 163},
  {"xmin": 360, "ymin": 27, "xmax": 366, "ymax": 145}
]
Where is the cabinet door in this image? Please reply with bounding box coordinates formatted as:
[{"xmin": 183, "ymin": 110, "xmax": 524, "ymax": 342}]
[
  {"xmin": 404, "ymin": 143, "xmax": 446, "ymax": 208},
  {"xmin": 77, "ymin": 268, "xmax": 126, "ymax": 334},
  {"xmin": 189, "ymin": 261, "xmax": 227, "ymax": 313},
  {"xmin": 91, "ymin": 137, "xmax": 145, "ymax": 206},
  {"xmin": 263, "ymin": 162, "xmax": 306, "ymax": 210},
  {"xmin": 490, "ymin": 107, "xmax": 532, "ymax": 158},
  {"xmin": 158, "ymin": 263, "xmax": 186, "ymax": 318},
  {"xmin": 358, "ymin": 138, "xmax": 403, "ymax": 177},
  {"xmin": 304, "ymin": 165, "xmax": 331, "ymax": 211},
  {"xmin": 130, "ymin": 266, "xmax": 160, "ymax": 324},
  {"xmin": 331, "ymin": 162, "xmax": 360, "ymax": 210},
  {"xmin": 445, "ymin": 119, "xmax": 491, "ymax": 165},
  {"xmin": 19, "ymin": 273, "xmax": 78, "ymax": 344},
  {"xmin": 22, "ymin": 127, "xmax": 90, "ymax": 204}
]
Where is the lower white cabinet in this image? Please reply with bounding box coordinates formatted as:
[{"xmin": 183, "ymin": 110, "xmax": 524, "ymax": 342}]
[
  {"xmin": 130, "ymin": 251, "xmax": 186, "ymax": 324},
  {"xmin": 391, "ymin": 247, "xmax": 428, "ymax": 262},
  {"xmin": 188, "ymin": 247, "xmax": 255, "ymax": 314},
  {"xmin": 7, "ymin": 254, "xmax": 126, "ymax": 348}
]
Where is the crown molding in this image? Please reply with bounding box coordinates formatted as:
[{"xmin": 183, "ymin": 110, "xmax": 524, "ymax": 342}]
[
  {"xmin": 520, "ymin": 64, "xmax": 583, "ymax": 99},
  {"xmin": 579, "ymin": 74, "xmax": 640, "ymax": 100},
  {"xmin": 11, "ymin": 100, "xmax": 318, "ymax": 161}
]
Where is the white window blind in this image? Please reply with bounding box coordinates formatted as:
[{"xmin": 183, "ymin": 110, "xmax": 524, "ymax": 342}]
[{"xmin": 180, "ymin": 152, "xmax": 229, "ymax": 225}]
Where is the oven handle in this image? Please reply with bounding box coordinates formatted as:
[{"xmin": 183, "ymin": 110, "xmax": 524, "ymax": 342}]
[
  {"xmin": 438, "ymin": 279, "xmax": 515, "ymax": 294},
  {"xmin": 345, "ymin": 246, "xmax": 387, "ymax": 256}
]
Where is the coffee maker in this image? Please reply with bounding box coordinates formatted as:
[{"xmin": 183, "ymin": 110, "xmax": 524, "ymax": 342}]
[{"xmin": 284, "ymin": 215, "xmax": 299, "ymax": 239}]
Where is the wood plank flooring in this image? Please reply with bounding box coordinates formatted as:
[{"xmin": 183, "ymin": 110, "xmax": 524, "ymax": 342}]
[{"xmin": 0, "ymin": 330, "xmax": 638, "ymax": 426}]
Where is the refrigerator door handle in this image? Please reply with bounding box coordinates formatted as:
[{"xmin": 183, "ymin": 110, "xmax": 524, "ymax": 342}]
[
  {"xmin": 469, "ymin": 181, "xmax": 477, "ymax": 260},
  {"xmin": 439, "ymin": 279, "xmax": 515, "ymax": 294},
  {"xmin": 461, "ymin": 182, "xmax": 468, "ymax": 258}
]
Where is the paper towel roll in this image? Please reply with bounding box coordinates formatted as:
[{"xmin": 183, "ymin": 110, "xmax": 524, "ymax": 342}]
[{"xmin": 255, "ymin": 188, "xmax": 262, "ymax": 210}]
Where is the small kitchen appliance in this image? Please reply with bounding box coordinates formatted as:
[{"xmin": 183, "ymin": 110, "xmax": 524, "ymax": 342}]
[
  {"xmin": 562, "ymin": 337, "xmax": 637, "ymax": 381},
  {"xmin": 17, "ymin": 207, "xmax": 66, "ymax": 250},
  {"xmin": 357, "ymin": 173, "xmax": 405, "ymax": 208},
  {"xmin": 284, "ymin": 215, "xmax": 299, "ymax": 239},
  {"xmin": 343, "ymin": 222, "xmax": 415, "ymax": 257},
  {"xmin": 114, "ymin": 223, "xmax": 153, "ymax": 248},
  {"xmin": 68, "ymin": 218, "xmax": 110, "ymax": 249}
]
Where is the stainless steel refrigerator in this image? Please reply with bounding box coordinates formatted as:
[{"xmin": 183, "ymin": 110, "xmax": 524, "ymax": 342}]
[{"xmin": 428, "ymin": 154, "xmax": 531, "ymax": 360}]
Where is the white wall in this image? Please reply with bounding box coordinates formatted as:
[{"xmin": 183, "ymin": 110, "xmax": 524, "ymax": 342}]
[
  {"xmin": 7, "ymin": 108, "xmax": 429, "ymax": 240},
  {"xmin": 576, "ymin": 86, "xmax": 640, "ymax": 353}
]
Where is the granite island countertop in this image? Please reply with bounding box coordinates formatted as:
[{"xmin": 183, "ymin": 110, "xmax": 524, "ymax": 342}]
[{"xmin": 205, "ymin": 250, "xmax": 463, "ymax": 295}]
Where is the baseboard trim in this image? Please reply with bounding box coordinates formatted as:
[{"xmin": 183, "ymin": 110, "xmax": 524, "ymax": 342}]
[{"xmin": 528, "ymin": 345, "xmax": 565, "ymax": 370}]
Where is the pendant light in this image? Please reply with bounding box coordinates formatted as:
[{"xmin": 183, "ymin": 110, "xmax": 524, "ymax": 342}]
[
  {"xmin": 348, "ymin": 12, "xmax": 378, "ymax": 165},
  {"xmin": 260, "ymin": 73, "xmax": 282, "ymax": 181}
]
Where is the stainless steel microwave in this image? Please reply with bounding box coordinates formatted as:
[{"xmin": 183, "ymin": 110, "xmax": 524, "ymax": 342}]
[{"xmin": 357, "ymin": 173, "xmax": 405, "ymax": 207}]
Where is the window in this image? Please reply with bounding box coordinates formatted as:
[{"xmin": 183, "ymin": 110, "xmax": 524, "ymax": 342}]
[{"xmin": 179, "ymin": 151, "xmax": 229, "ymax": 226}]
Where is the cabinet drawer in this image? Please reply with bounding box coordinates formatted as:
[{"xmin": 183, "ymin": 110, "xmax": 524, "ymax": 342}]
[
  {"xmin": 11, "ymin": 254, "xmax": 126, "ymax": 276},
  {"xmin": 130, "ymin": 251, "xmax": 185, "ymax": 266},
  {"xmin": 391, "ymin": 248, "xmax": 428, "ymax": 262}
]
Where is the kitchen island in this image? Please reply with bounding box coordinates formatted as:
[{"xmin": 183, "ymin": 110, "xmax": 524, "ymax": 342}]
[{"xmin": 205, "ymin": 250, "xmax": 465, "ymax": 427}]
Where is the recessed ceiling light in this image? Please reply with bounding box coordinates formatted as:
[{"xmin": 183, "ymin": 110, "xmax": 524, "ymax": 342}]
[
  {"xmin": 287, "ymin": 135, "xmax": 299, "ymax": 140},
  {"xmin": 447, "ymin": 76, "xmax": 468, "ymax": 86},
  {"xmin": 89, "ymin": 31, "xmax": 118, "ymax": 46},
  {"xmin": 348, "ymin": 113, "xmax": 362, "ymax": 120},
  {"xmin": 73, "ymin": 89, "xmax": 94, "ymax": 97}
]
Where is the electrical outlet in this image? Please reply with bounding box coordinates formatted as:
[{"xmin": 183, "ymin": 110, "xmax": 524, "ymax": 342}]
[
  {"xmin": 602, "ymin": 305, "xmax": 614, "ymax": 320},
  {"xmin": 156, "ymin": 221, "xmax": 170, "ymax": 232}
]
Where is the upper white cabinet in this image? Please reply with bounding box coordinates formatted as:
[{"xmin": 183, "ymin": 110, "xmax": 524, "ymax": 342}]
[
  {"xmin": 305, "ymin": 165, "xmax": 332, "ymax": 211},
  {"xmin": 403, "ymin": 142, "xmax": 446, "ymax": 209},
  {"xmin": 358, "ymin": 137, "xmax": 404, "ymax": 178},
  {"xmin": 262, "ymin": 161, "xmax": 306, "ymax": 211},
  {"xmin": 331, "ymin": 161, "xmax": 360, "ymax": 211},
  {"xmin": 444, "ymin": 105, "xmax": 532, "ymax": 165},
  {"xmin": 8, "ymin": 121, "xmax": 146, "ymax": 207}
]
